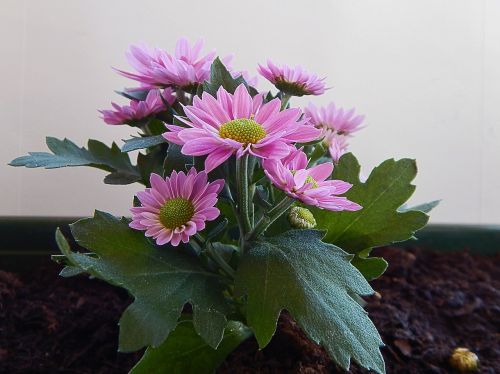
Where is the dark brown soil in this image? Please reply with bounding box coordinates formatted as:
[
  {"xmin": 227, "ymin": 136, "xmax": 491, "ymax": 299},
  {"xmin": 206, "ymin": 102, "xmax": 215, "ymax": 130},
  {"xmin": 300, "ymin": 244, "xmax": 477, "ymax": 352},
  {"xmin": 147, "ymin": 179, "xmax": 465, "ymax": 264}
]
[
  {"xmin": 1, "ymin": 247, "xmax": 499, "ymax": 373},
  {"xmin": 0, "ymin": 264, "xmax": 142, "ymax": 373},
  {"xmin": 220, "ymin": 247, "xmax": 500, "ymax": 373}
]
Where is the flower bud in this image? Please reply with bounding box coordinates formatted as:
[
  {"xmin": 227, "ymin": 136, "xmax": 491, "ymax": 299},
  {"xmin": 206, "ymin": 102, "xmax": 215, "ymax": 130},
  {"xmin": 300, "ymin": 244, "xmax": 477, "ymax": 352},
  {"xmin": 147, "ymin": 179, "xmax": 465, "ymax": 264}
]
[
  {"xmin": 449, "ymin": 347, "xmax": 479, "ymax": 372},
  {"xmin": 288, "ymin": 207, "xmax": 317, "ymax": 229}
]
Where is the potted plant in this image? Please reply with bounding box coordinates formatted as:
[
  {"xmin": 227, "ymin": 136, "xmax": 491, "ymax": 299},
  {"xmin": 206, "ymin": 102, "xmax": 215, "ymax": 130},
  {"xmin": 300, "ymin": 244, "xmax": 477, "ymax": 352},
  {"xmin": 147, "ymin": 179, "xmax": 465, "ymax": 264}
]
[{"xmin": 6, "ymin": 37, "xmax": 463, "ymax": 373}]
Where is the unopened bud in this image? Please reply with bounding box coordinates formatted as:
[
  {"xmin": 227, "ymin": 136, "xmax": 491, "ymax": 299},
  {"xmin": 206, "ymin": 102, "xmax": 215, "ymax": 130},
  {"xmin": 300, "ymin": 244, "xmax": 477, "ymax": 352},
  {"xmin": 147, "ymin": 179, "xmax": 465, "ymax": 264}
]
[
  {"xmin": 288, "ymin": 207, "xmax": 316, "ymax": 229},
  {"xmin": 449, "ymin": 347, "xmax": 479, "ymax": 372}
]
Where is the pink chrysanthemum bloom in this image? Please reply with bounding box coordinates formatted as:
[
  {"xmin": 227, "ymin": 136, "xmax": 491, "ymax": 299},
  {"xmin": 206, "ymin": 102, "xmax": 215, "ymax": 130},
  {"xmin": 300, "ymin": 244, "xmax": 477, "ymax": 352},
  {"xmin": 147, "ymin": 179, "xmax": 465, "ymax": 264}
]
[
  {"xmin": 257, "ymin": 60, "xmax": 326, "ymax": 96},
  {"xmin": 100, "ymin": 89, "xmax": 175, "ymax": 125},
  {"xmin": 304, "ymin": 102, "xmax": 365, "ymax": 161},
  {"xmin": 129, "ymin": 169, "xmax": 224, "ymax": 246},
  {"xmin": 163, "ymin": 84, "xmax": 321, "ymax": 172},
  {"xmin": 304, "ymin": 102, "xmax": 364, "ymax": 135},
  {"xmin": 116, "ymin": 38, "xmax": 228, "ymax": 90},
  {"xmin": 263, "ymin": 147, "xmax": 362, "ymax": 211},
  {"xmin": 326, "ymin": 133, "xmax": 349, "ymax": 162}
]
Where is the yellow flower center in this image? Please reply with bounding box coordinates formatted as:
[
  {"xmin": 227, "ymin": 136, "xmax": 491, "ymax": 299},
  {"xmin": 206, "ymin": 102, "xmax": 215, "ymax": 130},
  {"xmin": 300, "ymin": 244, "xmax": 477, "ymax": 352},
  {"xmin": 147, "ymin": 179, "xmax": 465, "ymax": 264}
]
[
  {"xmin": 288, "ymin": 206, "xmax": 317, "ymax": 229},
  {"xmin": 159, "ymin": 198, "xmax": 195, "ymax": 229},
  {"xmin": 219, "ymin": 118, "xmax": 267, "ymax": 145}
]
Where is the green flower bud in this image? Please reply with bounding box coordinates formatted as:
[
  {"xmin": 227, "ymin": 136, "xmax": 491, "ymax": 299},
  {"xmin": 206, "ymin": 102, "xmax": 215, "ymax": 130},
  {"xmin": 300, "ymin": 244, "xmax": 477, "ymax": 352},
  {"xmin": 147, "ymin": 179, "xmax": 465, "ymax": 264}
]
[
  {"xmin": 288, "ymin": 207, "xmax": 316, "ymax": 229},
  {"xmin": 449, "ymin": 347, "xmax": 479, "ymax": 372}
]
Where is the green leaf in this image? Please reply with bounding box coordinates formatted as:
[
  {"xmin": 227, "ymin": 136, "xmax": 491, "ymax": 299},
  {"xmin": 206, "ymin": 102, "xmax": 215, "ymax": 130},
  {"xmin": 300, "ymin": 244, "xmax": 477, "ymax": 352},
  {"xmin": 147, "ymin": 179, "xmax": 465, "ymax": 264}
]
[
  {"xmin": 130, "ymin": 320, "xmax": 251, "ymax": 374},
  {"xmin": 10, "ymin": 137, "xmax": 140, "ymax": 184},
  {"xmin": 121, "ymin": 135, "xmax": 166, "ymax": 152},
  {"xmin": 351, "ymin": 256, "xmax": 388, "ymax": 281},
  {"xmin": 55, "ymin": 212, "xmax": 230, "ymax": 352},
  {"xmin": 115, "ymin": 89, "xmax": 150, "ymax": 101},
  {"xmin": 104, "ymin": 171, "xmax": 143, "ymax": 185},
  {"xmin": 145, "ymin": 118, "xmax": 170, "ymax": 136},
  {"xmin": 163, "ymin": 143, "xmax": 193, "ymax": 175},
  {"xmin": 59, "ymin": 265, "xmax": 85, "ymax": 278},
  {"xmin": 202, "ymin": 57, "xmax": 247, "ymax": 96},
  {"xmin": 137, "ymin": 149, "xmax": 166, "ymax": 185},
  {"xmin": 398, "ymin": 199, "xmax": 441, "ymax": 214},
  {"xmin": 235, "ymin": 230, "xmax": 385, "ymax": 374},
  {"xmin": 314, "ymin": 153, "xmax": 429, "ymax": 254}
]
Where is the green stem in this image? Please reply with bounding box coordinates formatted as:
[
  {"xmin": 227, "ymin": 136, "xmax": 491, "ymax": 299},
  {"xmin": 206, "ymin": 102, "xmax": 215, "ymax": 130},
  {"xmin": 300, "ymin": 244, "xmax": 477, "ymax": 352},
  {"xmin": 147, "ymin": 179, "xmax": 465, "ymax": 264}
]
[
  {"xmin": 280, "ymin": 92, "xmax": 292, "ymax": 110},
  {"xmin": 236, "ymin": 154, "xmax": 252, "ymax": 235},
  {"xmin": 207, "ymin": 243, "xmax": 235, "ymax": 279},
  {"xmin": 249, "ymin": 183, "xmax": 255, "ymax": 226},
  {"xmin": 246, "ymin": 196, "xmax": 295, "ymax": 241}
]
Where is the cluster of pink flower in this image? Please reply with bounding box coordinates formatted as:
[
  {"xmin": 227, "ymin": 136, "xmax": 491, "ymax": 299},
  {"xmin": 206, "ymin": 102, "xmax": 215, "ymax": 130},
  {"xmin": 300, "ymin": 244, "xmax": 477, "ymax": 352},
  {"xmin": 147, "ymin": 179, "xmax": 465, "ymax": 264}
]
[{"xmin": 102, "ymin": 38, "xmax": 365, "ymax": 246}]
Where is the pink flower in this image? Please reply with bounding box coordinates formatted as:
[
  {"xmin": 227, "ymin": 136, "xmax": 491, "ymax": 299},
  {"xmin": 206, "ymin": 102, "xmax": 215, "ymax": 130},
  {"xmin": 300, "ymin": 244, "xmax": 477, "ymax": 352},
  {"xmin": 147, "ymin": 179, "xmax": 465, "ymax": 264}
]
[
  {"xmin": 304, "ymin": 102, "xmax": 364, "ymax": 135},
  {"xmin": 326, "ymin": 133, "xmax": 349, "ymax": 162},
  {"xmin": 129, "ymin": 168, "xmax": 224, "ymax": 246},
  {"xmin": 99, "ymin": 89, "xmax": 174, "ymax": 125},
  {"xmin": 263, "ymin": 147, "xmax": 362, "ymax": 211},
  {"xmin": 163, "ymin": 84, "xmax": 321, "ymax": 172},
  {"xmin": 304, "ymin": 102, "xmax": 364, "ymax": 161},
  {"xmin": 257, "ymin": 60, "xmax": 326, "ymax": 96},
  {"xmin": 116, "ymin": 38, "xmax": 229, "ymax": 90}
]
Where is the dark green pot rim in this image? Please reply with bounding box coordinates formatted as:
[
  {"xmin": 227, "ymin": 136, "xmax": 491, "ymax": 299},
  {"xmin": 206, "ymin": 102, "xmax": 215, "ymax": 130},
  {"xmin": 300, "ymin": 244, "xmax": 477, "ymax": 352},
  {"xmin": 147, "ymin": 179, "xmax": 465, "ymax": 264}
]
[{"xmin": 1, "ymin": 217, "xmax": 499, "ymax": 259}]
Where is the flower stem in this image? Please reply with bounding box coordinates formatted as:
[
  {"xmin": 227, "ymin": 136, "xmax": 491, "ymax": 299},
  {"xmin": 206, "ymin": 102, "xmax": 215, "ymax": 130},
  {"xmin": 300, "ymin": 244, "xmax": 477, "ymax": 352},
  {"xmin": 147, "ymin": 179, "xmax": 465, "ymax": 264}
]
[
  {"xmin": 280, "ymin": 92, "xmax": 292, "ymax": 110},
  {"xmin": 206, "ymin": 243, "xmax": 236, "ymax": 279},
  {"xmin": 236, "ymin": 154, "xmax": 252, "ymax": 235},
  {"xmin": 246, "ymin": 196, "xmax": 295, "ymax": 241}
]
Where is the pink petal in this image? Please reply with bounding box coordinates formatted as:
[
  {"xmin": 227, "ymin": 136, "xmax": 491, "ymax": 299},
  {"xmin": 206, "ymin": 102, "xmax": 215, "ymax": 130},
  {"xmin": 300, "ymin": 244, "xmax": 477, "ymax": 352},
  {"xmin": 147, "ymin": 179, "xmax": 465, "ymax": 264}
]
[
  {"xmin": 308, "ymin": 162, "xmax": 334, "ymax": 182},
  {"xmin": 204, "ymin": 147, "xmax": 234, "ymax": 172}
]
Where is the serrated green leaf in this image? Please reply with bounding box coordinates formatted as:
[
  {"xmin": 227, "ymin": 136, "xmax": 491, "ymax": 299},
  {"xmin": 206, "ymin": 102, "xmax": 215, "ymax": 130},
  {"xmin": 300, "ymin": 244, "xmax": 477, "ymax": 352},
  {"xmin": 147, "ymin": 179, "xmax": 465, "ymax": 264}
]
[
  {"xmin": 351, "ymin": 256, "xmax": 388, "ymax": 281},
  {"xmin": 10, "ymin": 137, "xmax": 140, "ymax": 184},
  {"xmin": 235, "ymin": 230, "xmax": 385, "ymax": 374},
  {"xmin": 202, "ymin": 57, "xmax": 247, "ymax": 96},
  {"xmin": 55, "ymin": 212, "xmax": 230, "ymax": 352},
  {"xmin": 313, "ymin": 153, "xmax": 429, "ymax": 254},
  {"xmin": 121, "ymin": 135, "xmax": 166, "ymax": 152},
  {"xmin": 130, "ymin": 320, "xmax": 252, "ymax": 374}
]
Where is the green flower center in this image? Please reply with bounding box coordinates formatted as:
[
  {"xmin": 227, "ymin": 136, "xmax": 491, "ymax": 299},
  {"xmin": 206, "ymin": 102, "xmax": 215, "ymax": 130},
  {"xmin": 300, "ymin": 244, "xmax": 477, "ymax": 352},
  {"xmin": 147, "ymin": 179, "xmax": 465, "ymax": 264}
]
[
  {"xmin": 159, "ymin": 198, "xmax": 195, "ymax": 229},
  {"xmin": 219, "ymin": 118, "xmax": 267, "ymax": 145},
  {"xmin": 275, "ymin": 78, "xmax": 309, "ymax": 97},
  {"xmin": 305, "ymin": 175, "xmax": 319, "ymax": 188}
]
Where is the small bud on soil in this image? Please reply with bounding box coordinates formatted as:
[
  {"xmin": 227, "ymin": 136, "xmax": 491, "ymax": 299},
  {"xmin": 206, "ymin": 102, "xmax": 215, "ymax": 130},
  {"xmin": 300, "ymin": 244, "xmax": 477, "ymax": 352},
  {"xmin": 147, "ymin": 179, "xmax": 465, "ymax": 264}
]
[
  {"xmin": 449, "ymin": 347, "xmax": 479, "ymax": 372},
  {"xmin": 288, "ymin": 207, "xmax": 316, "ymax": 229}
]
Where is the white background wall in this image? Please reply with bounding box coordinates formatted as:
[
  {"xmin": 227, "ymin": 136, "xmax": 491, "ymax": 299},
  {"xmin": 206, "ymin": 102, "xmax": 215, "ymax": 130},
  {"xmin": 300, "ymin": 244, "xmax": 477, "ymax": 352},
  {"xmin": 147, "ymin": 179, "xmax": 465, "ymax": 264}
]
[{"xmin": 1, "ymin": 0, "xmax": 499, "ymax": 223}]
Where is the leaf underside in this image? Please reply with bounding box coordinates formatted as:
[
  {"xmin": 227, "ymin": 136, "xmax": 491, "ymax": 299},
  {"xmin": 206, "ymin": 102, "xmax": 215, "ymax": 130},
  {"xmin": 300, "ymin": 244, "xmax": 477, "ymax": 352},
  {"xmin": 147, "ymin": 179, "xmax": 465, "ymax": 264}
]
[
  {"xmin": 10, "ymin": 137, "xmax": 140, "ymax": 184},
  {"xmin": 121, "ymin": 135, "xmax": 166, "ymax": 152}
]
